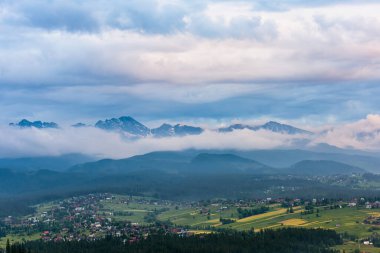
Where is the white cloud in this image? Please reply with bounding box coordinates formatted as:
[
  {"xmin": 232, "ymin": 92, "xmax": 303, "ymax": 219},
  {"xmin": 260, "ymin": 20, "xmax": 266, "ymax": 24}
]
[
  {"xmin": 2, "ymin": 115, "xmax": 380, "ymax": 159},
  {"xmin": 312, "ymin": 114, "xmax": 380, "ymax": 151},
  {"xmin": 0, "ymin": 126, "xmax": 304, "ymax": 159},
  {"xmin": 1, "ymin": 2, "xmax": 380, "ymax": 85},
  {"xmin": 117, "ymin": 83, "xmax": 268, "ymax": 103}
]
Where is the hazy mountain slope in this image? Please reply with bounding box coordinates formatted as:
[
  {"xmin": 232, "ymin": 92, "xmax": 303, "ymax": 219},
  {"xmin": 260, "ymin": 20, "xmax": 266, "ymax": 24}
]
[
  {"xmin": 0, "ymin": 154, "xmax": 96, "ymax": 172},
  {"xmin": 285, "ymin": 160, "xmax": 366, "ymax": 176},
  {"xmin": 0, "ymin": 168, "xmax": 86, "ymax": 194},
  {"xmin": 69, "ymin": 149, "xmax": 380, "ymax": 174},
  {"xmin": 70, "ymin": 151, "xmax": 194, "ymax": 174},
  {"xmin": 70, "ymin": 152, "xmax": 274, "ymax": 175},
  {"xmin": 305, "ymin": 143, "xmax": 380, "ymax": 157},
  {"xmin": 231, "ymin": 149, "xmax": 380, "ymax": 173},
  {"xmin": 190, "ymin": 153, "xmax": 274, "ymax": 174}
]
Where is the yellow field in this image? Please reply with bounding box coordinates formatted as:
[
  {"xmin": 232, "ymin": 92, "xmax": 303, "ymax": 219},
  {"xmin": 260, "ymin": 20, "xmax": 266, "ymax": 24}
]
[
  {"xmin": 237, "ymin": 208, "xmax": 288, "ymax": 223},
  {"xmin": 204, "ymin": 218, "xmax": 219, "ymax": 224},
  {"xmin": 191, "ymin": 218, "xmax": 220, "ymax": 226},
  {"xmin": 237, "ymin": 207, "xmax": 302, "ymax": 223},
  {"xmin": 280, "ymin": 219, "xmax": 307, "ymax": 226},
  {"xmin": 368, "ymin": 212, "xmax": 380, "ymax": 217},
  {"xmin": 188, "ymin": 230, "xmax": 213, "ymax": 235}
]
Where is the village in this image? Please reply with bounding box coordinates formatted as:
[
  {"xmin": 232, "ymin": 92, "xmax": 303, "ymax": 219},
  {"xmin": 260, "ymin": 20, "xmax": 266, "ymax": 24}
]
[
  {"xmin": 1, "ymin": 194, "xmax": 194, "ymax": 243},
  {"xmin": 2, "ymin": 193, "xmax": 380, "ymax": 248}
]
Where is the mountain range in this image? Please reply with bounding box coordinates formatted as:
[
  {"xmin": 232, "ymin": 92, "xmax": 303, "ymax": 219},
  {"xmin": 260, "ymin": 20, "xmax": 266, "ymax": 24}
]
[
  {"xmin": 2, "ymin": 147, "xmax": 379, "ymax": 173},
  {"xmin": 0, "ymin": 149, "xmax": 376, "ymax": 204},
  {"xmin": 9, "ymin": 116, "xmax": 312, "ymax": 137}
]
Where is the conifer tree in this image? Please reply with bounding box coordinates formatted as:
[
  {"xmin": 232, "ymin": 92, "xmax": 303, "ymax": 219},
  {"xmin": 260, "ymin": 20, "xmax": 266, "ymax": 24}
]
[{"xmin": 6, "ymin": 239, "xmax": 10, "ymax": 253}]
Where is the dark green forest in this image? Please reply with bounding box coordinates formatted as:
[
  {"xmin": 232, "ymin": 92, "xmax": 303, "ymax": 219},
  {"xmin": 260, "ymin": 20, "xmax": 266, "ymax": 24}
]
[
  {"xmin": 2, "ymin": 170, "xmax": 380, "ymax": 218},
  {"xmin": 2, "ymin": 228, "xmax": 342, "ymax": 253}
]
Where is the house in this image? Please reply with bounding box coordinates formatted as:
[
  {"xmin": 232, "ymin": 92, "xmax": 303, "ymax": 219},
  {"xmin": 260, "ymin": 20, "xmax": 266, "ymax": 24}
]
[{"xmin": 348, "ymin": 202, "xmax": 357, "ymax": 207}]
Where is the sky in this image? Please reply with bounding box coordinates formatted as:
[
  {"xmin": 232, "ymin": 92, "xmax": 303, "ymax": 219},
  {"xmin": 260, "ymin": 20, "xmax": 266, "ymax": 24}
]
[{"xmin": 0, "ymin": 0, "xmax": 380, "ymax": 157}]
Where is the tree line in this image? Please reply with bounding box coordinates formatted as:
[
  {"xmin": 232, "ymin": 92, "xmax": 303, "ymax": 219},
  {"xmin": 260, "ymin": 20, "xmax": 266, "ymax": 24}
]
[
  {"xmin": 1, "ymin": 228, "xmax": 342, "ymax": 253},
  {"xmin": 237, "ymin": 206, "xmax": 270, "ymax": 219}
]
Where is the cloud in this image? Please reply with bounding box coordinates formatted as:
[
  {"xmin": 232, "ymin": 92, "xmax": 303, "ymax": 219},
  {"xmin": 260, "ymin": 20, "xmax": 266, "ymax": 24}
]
[
  {"xmin": 19, "ymin": 2, "xmax": 99, "ymax": 32},
  {"xmin": 116, "ymin": 83, "xmax": 269, "ymax": 104},
  {"xmin": 312, "ymin": 114, "xmax": 380, "ymax": 151},
  {"xmin": 183, "ymin": 2, "xmax": 278, "ymax": 40},
  {"xmin": 0, "ymin": 126, "xmax": 304, "ymax": 159},
  {"xmin": 0, "ymin": 0, "xmax": 191, "ymax": 34},
  {"xmin": 1, "ymin": 114, "xmax": 380, "ymax": 159},
  {"xmin": 1, "ymin": 1, "xmax": 380, "ymax": 86}
]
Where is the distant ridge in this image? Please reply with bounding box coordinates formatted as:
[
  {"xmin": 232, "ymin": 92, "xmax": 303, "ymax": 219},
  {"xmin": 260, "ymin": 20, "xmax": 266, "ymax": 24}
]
[
  {"xmin": 95, "ymin": 116, "xmax": 151, "ymax": 136},
  {"xmin": 9, "ymin": 119, "xmax": 58, "ymax": 129},
  {"xmin": 261, "ymin": 121, "xmax": 312, "ymax": 135},
  {"xmin": 219, "ymin": 121, "xmax": 312, "ymax": 135},
  {"xmin": 72, "ymin": 123, "xmax": 88, "ymax": 128},
  {"xmin": 151, "ymin": 123, "xmax": 203, "ymax": 137},
  {"xmin": 95, "ymin": 116, "xmax": 203, "ymax": 137},
  {"xmin": 9, "ymin": 117, "xmax": 312, "ymax": 137}
]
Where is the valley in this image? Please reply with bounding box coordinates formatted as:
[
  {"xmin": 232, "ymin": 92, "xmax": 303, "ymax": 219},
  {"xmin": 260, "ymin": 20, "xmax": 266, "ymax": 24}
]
[
  {"xmin": 1, "ymin": 149, "xmax": 380, "ymax": 252},
  {"xmin": 2, "ymin": 193, "xmax": 380, "ymax": 252}
]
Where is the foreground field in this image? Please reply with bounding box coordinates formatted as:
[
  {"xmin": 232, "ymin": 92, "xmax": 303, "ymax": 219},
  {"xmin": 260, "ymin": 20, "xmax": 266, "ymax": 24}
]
[
  {"xmin": 156, "ymin": 203, "xmax": 375, "ymax": 238},
  {"xmin": 98, "ymin": 196, "xmax": 380, "ymax": 251}
]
